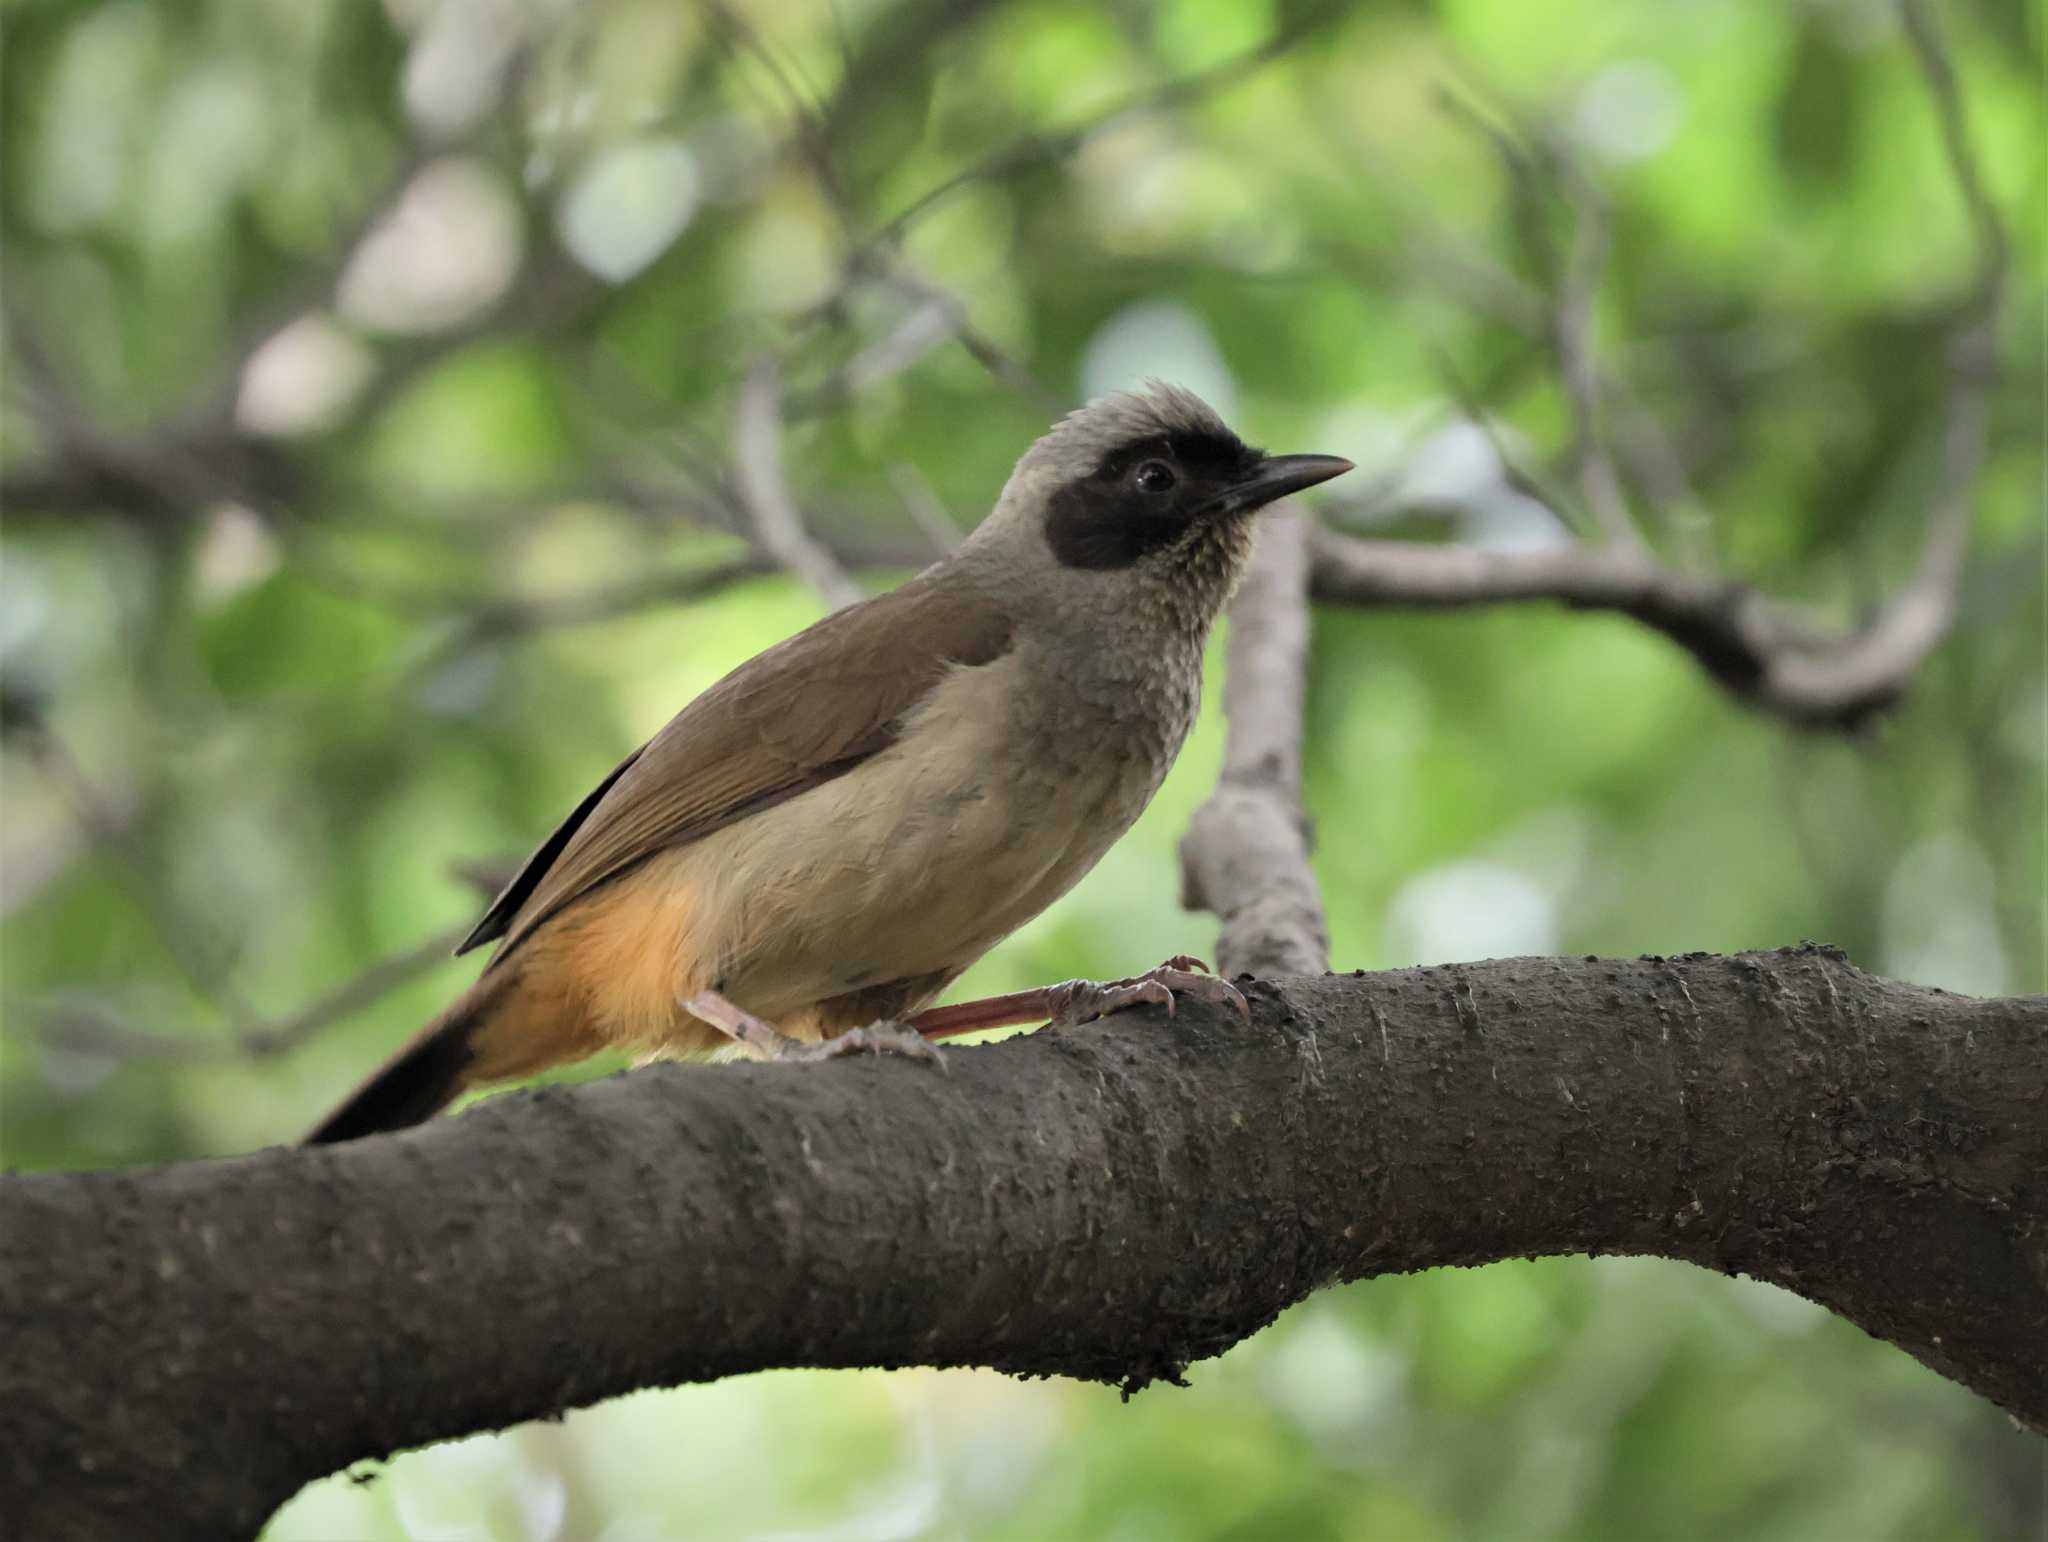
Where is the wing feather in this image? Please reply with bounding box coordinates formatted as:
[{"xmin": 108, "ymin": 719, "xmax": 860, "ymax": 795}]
[
  {"xmin": 468, "ymin": 572, "xmax": 1012, "ymax": 968},
  {"xmin": 456, "ymin": 749, "xmax": 644, "ymax": 956}
]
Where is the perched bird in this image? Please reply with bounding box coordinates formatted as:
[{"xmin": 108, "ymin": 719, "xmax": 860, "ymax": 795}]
[{"xmin": 305, "ymin": 383, "xmax": 1350, "ymax": 1144}]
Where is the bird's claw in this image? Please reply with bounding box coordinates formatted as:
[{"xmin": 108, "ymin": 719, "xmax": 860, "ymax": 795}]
[
  {"xmin": 1148, "ymin": 965, "xmax": 1252, "ymax": 1023},
  {"xmin": 1045, "ymin": 958, "xmax": 1250, "ymax": 1028},
  {"xmin": 795, "ymin": 1021, "xmax": 948, "ymax": 1071},
  {"xmin": 1045, "ymin": 976, "xmax": 1172, "ymax": 1027}
]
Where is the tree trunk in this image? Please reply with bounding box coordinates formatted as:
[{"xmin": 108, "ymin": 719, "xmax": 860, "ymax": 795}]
[{"xmin": 3, "ymin": 948, "xmax": 2043, "ymax": 1541}]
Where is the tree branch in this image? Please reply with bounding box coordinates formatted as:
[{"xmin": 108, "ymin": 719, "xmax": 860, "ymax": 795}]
[
  {"xmin": 1318, "ymin": 2, "xmax": 2007, "ymax": 730},
  {"xmin": 861, "ymin": 1, "xmax": 1340, "ymax": 249},
  {"xmin": 1181, "ymin": 508, "xmax": 1330, "ymax": 975},
  {"xmin": 5, "ymin": 950, "xmax": 2042, "ymax": 1541},
  {"xmin": 734, "ymin": 357, "xmax": 867, "ymax": 612},
  {"xmin": 1547, "ymin": 157, "xmax": 1640, "ymax": 553},
  {"xmin": 1307, "ymin": 525, "xmax": 1972, "ymax": 729},
  {"xmin": 23, "ymin": 865, "xmax": 505, "ymax": 1066}
]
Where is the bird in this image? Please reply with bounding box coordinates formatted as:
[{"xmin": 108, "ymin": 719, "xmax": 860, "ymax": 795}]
[{"xmin": 304, "ymin": 382, "xmax": 1351, "ymax": 1144}]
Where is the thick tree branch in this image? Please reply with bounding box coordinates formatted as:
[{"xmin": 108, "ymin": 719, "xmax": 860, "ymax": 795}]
[
  {"xmin": 5, "ymin": 950, "xmax": 2042, "ymax": 1541},
  {"xmin": 1181, "ymin": 508, "xmax": 1330, "ymax": 975}
]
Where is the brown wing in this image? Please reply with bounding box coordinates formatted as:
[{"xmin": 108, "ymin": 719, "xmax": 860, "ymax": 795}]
[
  {"xmin": 455, "ymin": 749, "xmax": 643, "ymax": 956},
  {"xmin": 458, "ymin": 571, "xmax": 1013, "ymax": 967}
]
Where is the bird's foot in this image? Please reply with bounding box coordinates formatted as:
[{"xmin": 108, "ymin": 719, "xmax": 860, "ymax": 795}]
[
  {"xmin": 805, "ymin": 1020, "xmax": 947, "ymax": 1070},
  {"xmin": 1044, "ymin": 955, "xmax": 1250, "ymax": 1029},
  {"xmin": 682, "ymin": 991, "xmax": 946, "ymax": 1069},
  {"xmin": 905, "ymin": 956, "xmax": 1251, "ymax": 1042}
]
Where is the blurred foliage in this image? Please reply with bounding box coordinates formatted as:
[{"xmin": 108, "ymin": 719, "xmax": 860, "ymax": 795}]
[{"xmin": 2, "ymin": 0, "xmax": 2043, "ymax": 1537}]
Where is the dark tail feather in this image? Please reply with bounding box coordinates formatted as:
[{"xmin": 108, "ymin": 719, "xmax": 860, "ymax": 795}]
[{"xmin": 302, "ymin": 997, "xmax": 483, "ymax": 1146}]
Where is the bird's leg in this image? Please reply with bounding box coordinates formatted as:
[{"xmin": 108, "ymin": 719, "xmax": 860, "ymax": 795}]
[
  {"xmin": 681, "ymin": 990, "xmax": 944, "ymax": 1068},
  {"xmin": 908, "ymin": 955, "xmax": 1250, "ymax": 1042}
]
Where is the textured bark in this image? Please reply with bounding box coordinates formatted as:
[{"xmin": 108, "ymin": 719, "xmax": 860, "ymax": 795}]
[
  {"xmin": 3, "ymin": 949, "xmax": 2043, "ymax": 1541},
  {"xmin": 1181, "ymin": 508, "xmax": 1331, "ymax": 976}
]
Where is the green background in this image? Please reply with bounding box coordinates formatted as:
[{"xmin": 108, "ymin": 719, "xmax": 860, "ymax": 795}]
[{"xmin": 2, "ymin": 0, "xmax": 2042, "ymax": 1536}]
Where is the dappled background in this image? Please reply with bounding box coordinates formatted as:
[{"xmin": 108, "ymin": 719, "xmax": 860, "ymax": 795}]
[{"xmin": 2, "ymin": 0, "xmax": 2043, "ymax": 1536}]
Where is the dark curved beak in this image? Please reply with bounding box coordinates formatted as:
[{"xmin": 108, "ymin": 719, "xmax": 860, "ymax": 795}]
[{"xmin": 1208, "ymin": 453, "xmax": 1354, "ymax": 519}]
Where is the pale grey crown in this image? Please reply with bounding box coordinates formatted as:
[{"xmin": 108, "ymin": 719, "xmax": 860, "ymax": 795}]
[{"xmin": 1021, "ymin": 381, "xmax": 1235, "ymax": 474}]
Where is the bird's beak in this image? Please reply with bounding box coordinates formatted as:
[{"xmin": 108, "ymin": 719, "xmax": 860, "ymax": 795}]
[{"xmin": 1205, "ymin": 453, "xmax": 1354, "ymax": 519}]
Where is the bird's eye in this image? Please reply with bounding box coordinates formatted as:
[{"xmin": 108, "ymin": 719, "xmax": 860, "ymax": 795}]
[{"xmin": 1134, "ymin": 460, "xmax": 1176, "ymax": 494}]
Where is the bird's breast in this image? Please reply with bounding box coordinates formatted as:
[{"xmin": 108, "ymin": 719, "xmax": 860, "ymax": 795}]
[{"xmin": 680, "ymin": 644, "xmax": 1195, "ymax": 1017}]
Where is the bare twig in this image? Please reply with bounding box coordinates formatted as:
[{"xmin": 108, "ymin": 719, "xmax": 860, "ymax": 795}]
[
  {"xmin": 26, "ymin": 852, "xmax": 520, "ymax": 1066},
  {"xmin": 235, "ymin": 927, "xmax": 469, "ymax": 1058},
  {"xmin": 733, "ymin": 358, "xmax": 866, "ymax": 611},
  {"xmin": 393, "ymin": 557, "xmax": 775, "ymax": 685},
  {"xmin": 1430, "ymin": 346, "xmax": 1590, "ymax": 535},
  {"xmin": 1320, "ymin": 5, "xmax": 2006, "ymax": 729},
  {"xmin": 1899, "ymin": 0, "xmax": 2008, "ymax": 296},
  {"xmin": 879, "ymin": 263, "xmax": 1058, "ymax": 410},
  {"xmin": 1180, "ymin": 508, "xmax": 1330, "ymax": 976},
  {"xmin": 24, "ymin": 1000, "xmax": 237, "ymax": 1064},
  {"xmin": 26, "ymin": 860, "xmax": 531, "ymax": 1068},
  {"xmin": 1712, "ymin": 0, "xmax": 2006, "ymax": 717},
  {"xmin": 15, "ymin": 728, "xmax": 262, "ymax": 1024},
  {"xmin": 1815, "ymin": 0, "xmax": 2013, "ymax": 698},
  {"xmin": 28, "ymin": 926, "xmax": 469, "ymax": 1066},
  {"xmin": 888, "ymin": 461, "xmax": 963, "ymax": 555},
  {"xmin": 864, "ymin": 2, "xmax": 1339, "ymax": 248},
  {"xmin": 1432, "ymin": 85, "xmax": 1640, "ymax": 550},
  {"xmin": 707, "ymin": 0, "xmax": 1056, "ymax": 420},
  {"xmin": 1548, "ymin": 161, "xmax": 1640, "ymax": 551},
  {"xmin": 1324, "ymin": 205, "xmax": 1701, "ymax": 558},
  {"xmin": 700, "ymin": 0, "xmax": 847, "ymax": 215},
  {"xmin": 787, "ymin": 300, "xmax": 956, "ymax": 419}
]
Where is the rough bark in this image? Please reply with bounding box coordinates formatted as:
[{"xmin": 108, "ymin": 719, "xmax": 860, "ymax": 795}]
[
  {"xmin": 1182, "ymin": 506, "xmax": 1330, "ymax": 976},
  {"xmin": 3, "ymin": 949, "xmax": 2043, "ymax": 1541}
]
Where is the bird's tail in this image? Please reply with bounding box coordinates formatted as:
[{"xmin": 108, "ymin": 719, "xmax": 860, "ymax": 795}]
[{"xmin": 302, "ymin": 976, "xmax": 502, "ymax": 1145}]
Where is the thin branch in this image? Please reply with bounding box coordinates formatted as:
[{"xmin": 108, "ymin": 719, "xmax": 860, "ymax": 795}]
[
  {"xmin": 879, "ymin": 262, "xmax": 1058, "ymax": 411},
  {"xmin": 732, "ymin": 357, "xmax": 867, "ymax": 611},
  {"xmin": 888, "ymin": 461, "xmax": 963, "ymax": 554},
  {"xmin": 1548, "ymin": 160, "xmax": 1640, "ymax": 551},
  {"xmin": 16, "ymin": 727, "xmax": 261, "ymax": 1023},
  {"xmin": 1432, "ymin": 85, "xmax": 1641, "ymax": 550},
  {"xmin": 1320, "ymin": 8, "xmax": 2007, "ymax": 729},
  {"xmin": 29, "ymin": 926, "xmax": 471, "ymax": 1065},
  {"xmin": 700, "ymin": 0, "xmax": 848, "ymax": 218},
  {"xmin": 26, "ymin": 859, "xmax": 514, "ymax": 1066},
  {"xmin": 394, "ymin": 556, "xmax": 775, "ymax": 685},
  {"xmin": 1899, "ymin": 0, "xmax": 2009, "ymax": 297},
  {"xmin": 1325, "ymin": 214, "xmax": 1701, "ymax": 559},
  {"xmin": 1798, "ymin": 0, "xmax": 2012, "ymax": 702},
  {"xmin": 1719, "ymin": 0, "xmax": 2007, "ymax": 716},
  {"xmin": 1307, "ymin": 526, "xmax": 1930, "ymax": 728},
  {"xmin": 1431, "ymin": 345, "xmax": 1591, "ymax": 536},
  {"xmin": 234, "ymin": 927, "xmax": 469, "ymax": 1058},
  {"xmin": 23, "ymin": 1000, "xmax": 235, "ymax": 1065},
  {"xmin": 785, "ymin": 298, "xmax": 956, "ymax": 419},
  {"xmin": 862, "ymin": 2, "xmax": 1340, "ymax": 249},
  {"xmin": 1180, "ymin": 508, "xmax": 1330, "ymax": 976}
]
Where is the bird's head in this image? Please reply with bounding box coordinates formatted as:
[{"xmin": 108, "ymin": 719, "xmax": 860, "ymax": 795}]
[{"xmin": 978, "ymin": 384, "xmax": 1351, "ymax": 625}]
